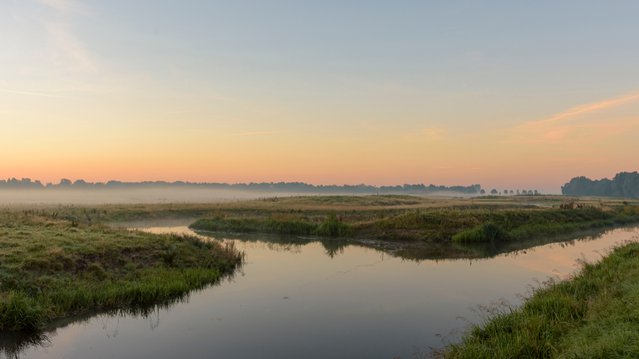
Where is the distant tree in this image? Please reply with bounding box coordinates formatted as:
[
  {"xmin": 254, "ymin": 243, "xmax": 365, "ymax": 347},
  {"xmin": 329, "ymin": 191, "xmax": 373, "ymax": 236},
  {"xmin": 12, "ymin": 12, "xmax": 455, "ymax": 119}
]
[
  {"xmin": 0, "ymin": 178, "xmax": 487, "ymax": 196},
  {"xmin": 73, "ymin": 179, "xmax": 88, "ymax": 186},
  {"xmin": 490, "ymin": 189, "xmax": 498, "ymax": 195},
  {"xmin": 560, "ymin": 173, "xmax": 639, "ymax": 197},
  {"xmin": 0, "ymin": 178, "xmax": 43, "ymax": 189},
  {"xmin": 480, "ymin": 189, "xmax": 486, "ymax": 195}
]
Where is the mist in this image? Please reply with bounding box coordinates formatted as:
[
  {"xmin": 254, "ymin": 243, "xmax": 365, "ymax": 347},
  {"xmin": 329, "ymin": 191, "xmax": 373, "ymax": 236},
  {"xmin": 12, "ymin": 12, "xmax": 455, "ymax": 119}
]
[
  {"xmin": 0, "ymin": 188, "xmax": 485, "ymax": 206},
  {"xmin": 0, "ymin": 188, "xmax": 279, "ymax": 206}
]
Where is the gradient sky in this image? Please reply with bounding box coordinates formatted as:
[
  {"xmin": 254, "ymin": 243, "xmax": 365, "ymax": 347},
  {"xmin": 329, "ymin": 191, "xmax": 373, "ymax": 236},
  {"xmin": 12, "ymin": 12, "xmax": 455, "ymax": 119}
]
[{"xmin": 2, "ymin": 0, "xmax": 639, "ymax": 192}]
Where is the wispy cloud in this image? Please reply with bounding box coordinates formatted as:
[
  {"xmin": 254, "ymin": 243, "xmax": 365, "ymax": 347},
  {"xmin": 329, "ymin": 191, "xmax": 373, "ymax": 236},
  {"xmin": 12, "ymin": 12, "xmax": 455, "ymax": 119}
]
[
  {"xmin": 511, "ymin": 91, "xmax": 639, "ymax": 144},
  {"xmin": 529, "ymin": 91, "xmax": 639, "ymax": 126},
  {"xmin": 400, "ymin": 127, "xmax": 447, "ymax": 142},
  {"xmin": 420, "ymin": 127, "xmax": 447, "ymax": 141},
  {"xmin": 37, "ymin": 0, "xmax": 97, "ymax": 73},
  {"xmin": 39, "ymin": 0, "xmax": 72, "ymax": 12},
  {"xmin": 0, "ymin": 88, "xmax": 67, "ymax": 98},
  {"xmin": 234, "ymin": 131, "xmax": 280, "ymax": 137},
  {"xmin": 46, "ymin": 21, "xmax": 97, "ymax": 72}
]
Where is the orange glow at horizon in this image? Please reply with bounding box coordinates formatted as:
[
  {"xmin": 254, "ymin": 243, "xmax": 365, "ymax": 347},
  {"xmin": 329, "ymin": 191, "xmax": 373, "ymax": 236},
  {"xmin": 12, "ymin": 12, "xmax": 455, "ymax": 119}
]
[{"xmin": 2, "ymin": 1, "xmax": 639, "ymax": 194}]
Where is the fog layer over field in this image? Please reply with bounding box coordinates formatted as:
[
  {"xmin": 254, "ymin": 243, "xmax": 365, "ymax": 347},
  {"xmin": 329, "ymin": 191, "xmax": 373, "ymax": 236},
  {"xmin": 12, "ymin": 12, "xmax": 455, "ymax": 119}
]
[
  {"xmin": 0, "ymin": 189, "xmax": 277, "ymax": 205},
  {"xmin": 0, "ymin": 188, "xmax": 480, "ymax": 205}
]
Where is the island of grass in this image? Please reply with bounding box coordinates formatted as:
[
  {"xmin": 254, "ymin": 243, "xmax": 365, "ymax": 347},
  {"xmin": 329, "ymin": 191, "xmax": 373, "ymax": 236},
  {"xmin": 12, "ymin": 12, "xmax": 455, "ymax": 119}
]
[
  {"xmin": 0, "ymin": 211, "xmax": 242, "ymax": 332},
  {"xmin": 187, "ymin": 195, "xmax": 639, "ymax": 244},
  {"xmin": 444, "ymin": 241, "xmax": 639, "ymax": 358}
]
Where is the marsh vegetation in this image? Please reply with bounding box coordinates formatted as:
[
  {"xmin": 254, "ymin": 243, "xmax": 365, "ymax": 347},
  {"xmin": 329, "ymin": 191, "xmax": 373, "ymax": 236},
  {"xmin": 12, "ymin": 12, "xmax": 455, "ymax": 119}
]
[
  {"xmin": 187, "ymin": 195, "xmax": 639, "ymax": 245},
  {"xmin": 2, "ymin": 194, "xmax": 639, "ymax": 358},
  {"xmin": 0, "ymin": 210, "xmax": 242, "ymax": 332}
]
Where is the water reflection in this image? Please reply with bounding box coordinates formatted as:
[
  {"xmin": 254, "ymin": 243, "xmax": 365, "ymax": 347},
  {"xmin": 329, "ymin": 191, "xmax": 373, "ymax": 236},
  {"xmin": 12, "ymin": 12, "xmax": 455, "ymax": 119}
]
[
  {"xmin": 189, "ymin": 225, "xmax": 622, "ymax": 263},
  {"xmin": 0, "ymin": 239, "xmax": 243, "ymax": 359},
  {"xmin": 3, "ymin": 222, "xmax": 639, "ymax": 359},
  {"xmin": 0, "ymin": 333, "xmax": 49, "ymax": 359}
]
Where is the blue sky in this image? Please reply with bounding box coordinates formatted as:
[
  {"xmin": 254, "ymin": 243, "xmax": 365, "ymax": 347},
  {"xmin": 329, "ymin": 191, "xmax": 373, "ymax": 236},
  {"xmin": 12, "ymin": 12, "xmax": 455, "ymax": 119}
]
[{"xmin": 2, "ymin": 0, "xmax": 638, "ymax": 191}]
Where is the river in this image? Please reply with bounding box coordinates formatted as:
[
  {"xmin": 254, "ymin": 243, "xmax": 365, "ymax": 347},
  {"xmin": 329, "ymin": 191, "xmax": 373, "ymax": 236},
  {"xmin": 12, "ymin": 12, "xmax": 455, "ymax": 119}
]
[{"xmin": 5, "ymin": 220, "xmax": 639, "ymax": 359}]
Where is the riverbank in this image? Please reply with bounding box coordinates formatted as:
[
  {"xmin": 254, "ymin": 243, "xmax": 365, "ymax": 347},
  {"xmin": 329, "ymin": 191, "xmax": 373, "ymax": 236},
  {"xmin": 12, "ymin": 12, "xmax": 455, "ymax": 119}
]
[
  {"xmin": 444, "ymin": 241, "xmax": 639, "ymax": 358},
  {"xmin": 0, "ymin": 211, "xmax": 242, "ymax": 332},
  {"xmin": 188, "ymin": 196, "xmax": 639, "ymax": 243}
]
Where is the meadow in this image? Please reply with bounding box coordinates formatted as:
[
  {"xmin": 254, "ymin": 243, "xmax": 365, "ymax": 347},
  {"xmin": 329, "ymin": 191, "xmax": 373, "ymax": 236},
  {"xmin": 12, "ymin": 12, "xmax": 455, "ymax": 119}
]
[
  {"xmin": 0, "ymin": 210, "xmax": 242, "ymax": 332},
  {"xmin": 2, "ymin": 194, "xmax": 638, "ymax": 337}
]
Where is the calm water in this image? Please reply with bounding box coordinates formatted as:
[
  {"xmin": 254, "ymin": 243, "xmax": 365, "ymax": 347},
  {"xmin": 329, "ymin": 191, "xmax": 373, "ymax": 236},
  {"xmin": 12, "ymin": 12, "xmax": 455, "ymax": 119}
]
[{"xmin": 5, "ymin": 221, "xmax": 639, "ymax": 359}]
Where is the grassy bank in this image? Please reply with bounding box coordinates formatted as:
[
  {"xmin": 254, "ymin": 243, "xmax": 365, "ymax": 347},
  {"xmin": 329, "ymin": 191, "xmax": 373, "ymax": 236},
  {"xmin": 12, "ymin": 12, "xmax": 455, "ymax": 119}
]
[
  {"xmin": 0, "ymin": 211, "xmax": 242, "ymax": 332},
  {"xmin": 444, "ymin": 241, "xmax": 639, "ymax": 358},
  {"xmin": 451, "ymin": 206, "xmax": 639, "ymax": 243},
  {"xmin": 188, "ymin": 196, "xmax": 639, "ymax": 244}
]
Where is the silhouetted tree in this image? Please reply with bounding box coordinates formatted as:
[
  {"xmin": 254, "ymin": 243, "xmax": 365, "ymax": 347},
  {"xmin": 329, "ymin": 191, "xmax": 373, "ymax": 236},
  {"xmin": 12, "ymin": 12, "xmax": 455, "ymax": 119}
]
[{"xmin": 562, "ymin": 172, "xmax": 639, "ymax": 198}]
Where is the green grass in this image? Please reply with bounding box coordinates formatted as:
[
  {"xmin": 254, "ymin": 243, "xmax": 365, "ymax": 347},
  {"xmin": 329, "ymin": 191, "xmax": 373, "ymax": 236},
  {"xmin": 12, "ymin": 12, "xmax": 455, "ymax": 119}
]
[
  {"xmin": 189, "ymin": 200, "xmax": 639, "ymax": 244},
  {"xmin": 0, "ymin": 211, "xmax": 242, "ymax": 332},
  {"xmin": 451, "ymin": 222, "xmax": 507, "ymax": 243},
  {"xmin": 445, "ymin": 241, "xmax": 639, "ymax": 358},
  {"xmin": 191, "ymin": 213, "xmax": 352, "ymax": 237},
  {"xmin": 452, "ymin": 212, "xmax": 639, "ymax": 243}
]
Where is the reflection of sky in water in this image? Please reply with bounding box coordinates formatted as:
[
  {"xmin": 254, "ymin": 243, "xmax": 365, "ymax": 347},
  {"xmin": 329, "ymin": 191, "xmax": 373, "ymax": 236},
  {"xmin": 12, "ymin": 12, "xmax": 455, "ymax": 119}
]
[{"xmin": 12, "ymin": 224, "xmax": 639, "ymax": 359}]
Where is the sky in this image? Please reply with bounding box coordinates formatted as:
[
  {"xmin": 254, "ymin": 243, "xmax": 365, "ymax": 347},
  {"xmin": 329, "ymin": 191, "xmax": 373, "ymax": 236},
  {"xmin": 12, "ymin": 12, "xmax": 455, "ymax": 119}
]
[{"xmin": 1, "ymin": 0, "xmax": 638, "ymax": 193}]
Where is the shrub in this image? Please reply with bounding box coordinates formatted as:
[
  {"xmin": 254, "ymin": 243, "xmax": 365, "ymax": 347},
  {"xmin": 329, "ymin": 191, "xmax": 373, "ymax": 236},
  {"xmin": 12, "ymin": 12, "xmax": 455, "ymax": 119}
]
[
  {"xmin": 316, "ymin": 214, "xmax": 351, "ymax": 237},
  {"xmin": 452, "ymin": 222, "xmax": 506, "ymax": 243}
]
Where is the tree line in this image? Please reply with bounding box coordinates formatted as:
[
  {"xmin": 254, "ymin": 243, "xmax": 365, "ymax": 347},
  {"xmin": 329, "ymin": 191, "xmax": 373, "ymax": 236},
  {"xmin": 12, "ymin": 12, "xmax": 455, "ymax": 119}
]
[
  {"xmin": 562, "ymin": 172, "xmax": 639, "ymax": 198},
  {"xmin": 0, "ymin": 178, "xmax": 481, "ymax": 195},
  {"xmin": 480, "ymin": 189, "xmax": 540, "ymax": 196}
]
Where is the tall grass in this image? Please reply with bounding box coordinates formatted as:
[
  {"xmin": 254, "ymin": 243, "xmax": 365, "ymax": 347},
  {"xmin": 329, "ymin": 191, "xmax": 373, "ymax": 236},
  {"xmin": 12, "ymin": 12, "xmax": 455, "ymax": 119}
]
[
  {"xmin": 453, "ymin": 212, "xmax": 639, "ymax": 243},
  {"xmin": 451, "ymin": 222, "xmax": 506, "ymax": 243},
  {"xmin": 444, "ymin": 242, "xmax": 639, "ymax": 358},
  {"xmin": 191, "ymin": 213, "xmax": 352, "ymax": 238}
]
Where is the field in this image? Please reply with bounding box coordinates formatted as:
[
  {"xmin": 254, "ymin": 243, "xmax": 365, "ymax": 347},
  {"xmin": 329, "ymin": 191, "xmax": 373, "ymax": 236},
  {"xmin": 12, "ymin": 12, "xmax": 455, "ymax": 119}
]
[
  {"xmin": 1, "ymin": 194, "xmax": 638, "ymax": 337},
  {"xmin": 28, "ymin": 194, "xmax": 639, "ymax": 261}
]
